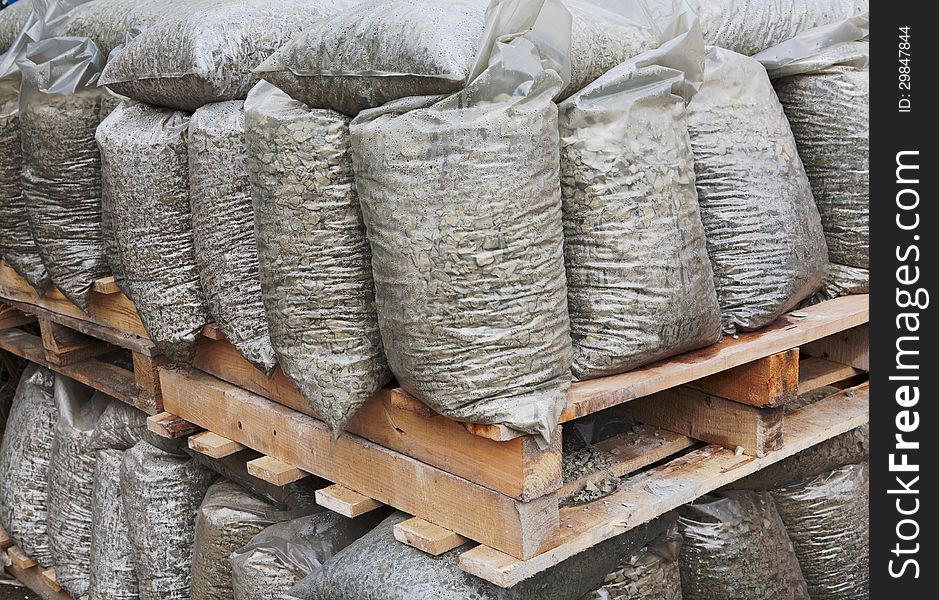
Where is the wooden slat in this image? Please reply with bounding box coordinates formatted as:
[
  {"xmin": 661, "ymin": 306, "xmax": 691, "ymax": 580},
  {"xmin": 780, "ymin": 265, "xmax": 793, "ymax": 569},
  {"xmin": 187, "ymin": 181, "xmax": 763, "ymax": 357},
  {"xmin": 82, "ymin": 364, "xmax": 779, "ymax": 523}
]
[
  {"xmin": 688, "ymin": 349, "xmax": 798, "ymax": 407},
  {"xmin": 7, "ymin": 546, "xmax": 36, "ymax": 569},
  {"xmin": 38, "ymin": 319, "xmax": 112, "ymax": 366},
  {"xmin": 559, "ymin": 428, "xmax": 696, "ymax": 499},
  {"xmin": 315, "ymin": 484, "xmax": 384, "ymax": 517},
  {"xmin": 192, "ymin": 339, "xmax": 561, "ymax": 501},
  {"xmin": 247, "ymin": 456, "xmax": 309, "ymax": 486},
  {"xmin": 40, "ymin": 568, "xmax": 61, "ymax": 592},
  {"xmin": 798, "ymin": 357, "xmax": 862, "ymax": 393},
  {"xmin": 201, "ymin": 323, "xmax": 226, "ymax": 340},
  {"xmin": 562, "ymin": 295, "xmax": 868, "ymax": 421},
  {"xmin": 0, "ymin": 304, "xmax": 35, "ymax": 329},
  {"xmin": 394, "ymin": 517, "xmax": 468, "ymax": 556},
  {"xmin": 0, "ymin": 527, "xmax": 12, "ymax": 551},
  {"xmin": 91, "ymin": 276, "xmax": 120, "ymax": 295},
  {"xmin": 146, "ymin": 412, "xmax": 201, "ymax": 439},
  {"xmin": 188, "ymin": 431, "xmax": 245, "ymax": 458},
  {"xmin": 132, "ymin": 352, "xmax": 166, "ymax": 413},
  {"xmin": 459, "ymin": 382, "xmax": 869, "ymax": 587},
  {"xmin": 5, "ymin": 564, "xmax": 74, "ymax": 600},
  {"xmin": 801, "ymin": 324, "xmax": 869, "ymax": 371},
  {"xmin": 161, "ymin": 368, "xmax": 560, "ymax": 560}
]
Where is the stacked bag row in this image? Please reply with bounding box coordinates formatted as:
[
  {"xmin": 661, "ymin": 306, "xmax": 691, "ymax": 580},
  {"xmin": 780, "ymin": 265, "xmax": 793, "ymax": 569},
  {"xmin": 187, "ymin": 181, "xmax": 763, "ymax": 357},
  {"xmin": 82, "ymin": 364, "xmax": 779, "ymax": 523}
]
[{"xmin": 0, "ymin": 0, "xmax": 869, "ymax": 444}]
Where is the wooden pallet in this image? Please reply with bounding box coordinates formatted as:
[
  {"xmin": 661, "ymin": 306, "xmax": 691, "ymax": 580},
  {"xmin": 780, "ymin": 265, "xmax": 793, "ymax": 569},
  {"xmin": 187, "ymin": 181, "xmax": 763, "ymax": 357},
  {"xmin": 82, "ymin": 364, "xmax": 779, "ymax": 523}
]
[
  {"xmin": 154, "ymin": 295, "xmax": 869, "ymax": 583},
  {"xmin": 1, "ymin": 528, "xmax": 76, "ymax": 600},
  {"xmin": 0, "ymin": 261, "xmax": 165, "ymax": 414}
]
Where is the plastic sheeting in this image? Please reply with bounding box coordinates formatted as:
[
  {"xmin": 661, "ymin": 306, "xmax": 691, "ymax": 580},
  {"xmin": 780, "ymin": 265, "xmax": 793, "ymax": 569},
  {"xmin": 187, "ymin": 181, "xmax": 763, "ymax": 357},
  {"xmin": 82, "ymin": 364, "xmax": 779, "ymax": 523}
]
[
  {"xmin": 583, "ymin": 525, "xmax": 683, "ymax": 600},
  {"xmin": 60, "ymin": 0, "xmax": 194, "ymax": 56},
  {"xmin": 256, "ymin": 0, "xmax": 489, "ymax": 116},
  {"xmin": 121, "ymin": 440, "xmax": 217, "ymax": 600},
  {"xmin": 244, "ymin": 81, "xmax": 390, "ymax": 433},
  {"xmin": 96, "ymin": 101, "xmax": 209, "ymax": 364},
  {"xmin": 0, "ymin": 365, "xmax": 56, "ymax": 566},
  {"xmin": 559, "ymin": 16, "xmax": 720, "ymax": 380},
  {"xmin": 97, "ymin": 88, "xmax": 128, "ymax": 293},
  {"xmin": 771, "ymin": 463, "xmax": 869, "ymax": 599},
  {"xmin": 678, "ymin": 490, "xmax": 809, "ymax": 600},
  {"xmin": 191, "ymin": 480, "xmax": 287, "ymax": 600},
  {"xmin": 230, "ymin": 510, "xmax": 385, "ymax": 600},
  {"xmin": 89, "ymin": 449, "xmax": 138, "ymax": 600},
  {"xmin": 688, "ymin": 0, "xmax": 869, "ymax": 56},
  {"xmin": 189, "ymin": 101, "xmax": 275, "ymax": 374},
  {"xmin": 756, "ymin": 17, "xmax": 869, "ymax": 301},
  {"xmin": 99, "ymin": 0, "xmax": 353, "ymax": 111},
  {"xmin": 350, "ymin": 0, "xmax": 573, "ymax": 441},
  {"xmin": 687, "ymin": 46, "xmax": 827, "ymax": 333}
]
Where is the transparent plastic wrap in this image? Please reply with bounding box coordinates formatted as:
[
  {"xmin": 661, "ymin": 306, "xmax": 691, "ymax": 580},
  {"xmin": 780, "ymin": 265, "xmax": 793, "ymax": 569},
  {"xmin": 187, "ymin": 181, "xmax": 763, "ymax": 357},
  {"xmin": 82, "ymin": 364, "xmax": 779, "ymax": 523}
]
[
  {"xmin": 97, "ymin": 89, "xmax": 127, "ymax": 293},
  {"xmin": 96, "ymin": 101, "xmax": 209, "ymax": 364},
  {"xmin": 17, "ymin": 36, "xmax": 110, "ymax": 309},
  {"xmin": 687, "ymin": 0, "xmax": 868, "ymax": 56},
  {"xmin": 0, "ymin": 365, "xmax": 56, "ymax": 565},
  {"xmin": 756, "ymin": 17, "xmax": 869, "ymax": 301},
  {"xmin": 99, "ymin": 0, "xmax": 352, "ymax": 112},
  {"xmin": 687, "ymin": 46, "xmax": 827, "ymax": 333},
  {"xmin": 771, "ymin": 463, "xmax": 869, "ymax": 599},
  {"xmin": 0, "ymin": 0, "xmax": 33, "ymax": 51},
  {"xmin": 244, "ymin": 81, "xmax": 391, "ymax": 433},
  {"xmin": 349, "ymin": 0, "xmax": 574, "ymax": 441},
  {"xmin": 191, "ymin": 480, "xmax": 289, "ymax": 600},
  {"xmin": 89, "ymin": 449, "xmax": 138, "ymax": 600},
  {"xmin": 290, "ymin": 511, "xmax": 674, "ymax": 600},
  {"xmin": 583, "ymin": 525, "xmax": 683, "ymax": 600},
  {"xmin": 121, "ymin": 440, "xmax": 217, "ymax": 600},
  {"xmin": 678, "ymin": 490, "xmax": 809, "ymax": 600},
  {"xmin": 189, "ymin": 101, "xmax": 275, "ymax": 374},
  {"xmin": 256, "ymin": 0, "xmax": 489, "ymax": 116},
  {"xmin": 559, "ymin": 15, "xmax": 720, "ymax": 380},
  {"xmin": 230, "ymin": 509, "xmax": 386, "ymax": 600},
  {"xmin": 60, "ymin": 0, "xmax": 194, "ymax": 56}
]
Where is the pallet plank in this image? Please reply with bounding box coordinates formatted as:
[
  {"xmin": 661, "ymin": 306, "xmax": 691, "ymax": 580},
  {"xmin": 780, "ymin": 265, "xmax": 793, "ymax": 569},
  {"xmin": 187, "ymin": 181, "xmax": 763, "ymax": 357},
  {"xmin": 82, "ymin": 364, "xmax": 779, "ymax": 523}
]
[
  {"xmin": 39, "ymin": 319, "xmax": 112, "ymax": 366},
  {"xmin": 459, "ymin": 382, "xmax": 869, "ymax": 587},
  {"xmin": 394, "ymin": 517, "xmax": 468, "ymax": 556},
  {"xmin": 188, "ymin": 431, "xmax": 245, "ymax": 458},
  {"xmin": 315, "ymin": 484, "xmax": 384, "ymax": 517},
  {"xmin": 801, "ymin": 324, "xmax": 869, "ymax": 371},
  {"xmin": 40, "ymin": 568, "xmax": 61, "ymax": 592},
  {"xmin": 7, "ymin": 546, "xmax": 35, "ymax": 569},
  {"xmin": 798, "ymin": 357, "xmax": 862, "ymax": 393},
  {"xmin": 688, "ymin": 349, "xmax": 798, "ymax": 407},
  {"xmin": 247, "ymin": 456, "xmax": 308, "ymax": 486},
  {"xmin": 160, "ymin": 368, "xmax": 560, "ymax": 560},
  {"xmin": 147, "ymin": 412, "xmax": 201, "ymax": 439},
  {"xmin": 91, "ymin": 276, "xmax": 121, "ymax": 295},
  {"xmin": 0, "ymin": 304, "xmax": 35, "ymax": 329}
]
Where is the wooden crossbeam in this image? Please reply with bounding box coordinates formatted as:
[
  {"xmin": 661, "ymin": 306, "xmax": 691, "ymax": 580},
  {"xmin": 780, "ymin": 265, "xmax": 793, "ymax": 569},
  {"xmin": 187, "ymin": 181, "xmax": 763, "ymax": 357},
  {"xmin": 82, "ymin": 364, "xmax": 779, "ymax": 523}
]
[
  {"xmin": 394, "ymin": 517, "xmax": 468, "ymax": 556},
  {"xmin": 146, "ymin": 412, "xmax": 201, "ymax": 439},
  {"xmin": 315, "ymin": 484, "xmax": 384, "ymax": 517},
  {"xmin": 247, "ymin": 456, "xmax": 308, "ymax": 486},
  {"xmin": 188, "ymin": 431, "xmax": 245, "ymax": 458}
]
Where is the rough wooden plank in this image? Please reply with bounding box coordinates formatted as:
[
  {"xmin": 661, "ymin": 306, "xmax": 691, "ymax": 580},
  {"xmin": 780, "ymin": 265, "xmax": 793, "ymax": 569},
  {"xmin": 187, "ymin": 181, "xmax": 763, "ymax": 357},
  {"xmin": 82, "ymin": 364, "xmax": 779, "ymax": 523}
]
[
  {"xmin": 0, "ymin": 527, "xmax": 12, "ymax": 551},
  {"xmin": 388, "ymin": 391, "xmax": 525, "ymax": 441},
  {"xmin": 7, "ymin": 546, "xmax": 35, "ymax": 569},
  {"xmin": 147, "ymin": 412, "xmax": 201, "ymax": 439},
  {"xmin": 394, "ymin": 517, "xmax": 468, "ymax": 556},
  {"xmin": 192, "ymin": 340, "xmax": 561, "ymax": 501},
  {"xmin": 38, "ymin": 319, "xmax": 112, "ymax": 366},
  {"xmin": 161, "ymin": 368, "xmax": 560, "ymax": 559},
  {"xmin": 5, "ymin": 564, "xmax": 74, "ymax": 600},
  {"xmin": 798, "ymin": 357, "xmax": 862, "ymax": 393},
  {"xmin": 188, "ymin": 431, "xmax": 245, "ymax": 458},
  {"xmin": 801, "ymin": 324, "xmax": 869, "ymax": 371},
  {"xmin": 562, "ymin": 295, "xmax": 868, "ymax": 421},
  {"xmin": 459, "ymin": 382, "xmax": 869, "ymax": 587},
  {"xmin": 91, "ymin": 276, "xmax": 120, "ymax": 295},
  {"xmin": 247, "ymin": 456, "xmax": 309, "ymax": 486},
  {"xmin": 315, "ymin": 484, "xmax": 384, "ymax": 517},
  {"xmin": 132, "ymin": 352, "xmax": 166, "ymax": 413},
  {"xmin": 688, "ymin": 349, "xmax": 798, "ymax": 408},
  {"xmin": 201, "ymin": 323, "xmax": 226, "ymax": 340},
  {"xmin": 559, "ymin": 428, "xmax": 696, "ymax": 499},
  {"xmin": 0, "ymin": 304, "xmax": 35, "ymax": 329},
  {"xmin": 40, "ymin": 568, "xmax": 60, "ymax": 592}
]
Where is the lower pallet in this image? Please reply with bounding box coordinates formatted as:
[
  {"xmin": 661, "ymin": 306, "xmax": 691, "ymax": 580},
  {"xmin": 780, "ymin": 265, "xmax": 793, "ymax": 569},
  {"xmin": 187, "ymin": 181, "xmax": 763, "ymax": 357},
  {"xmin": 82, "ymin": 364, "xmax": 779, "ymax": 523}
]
[{"xmin": 1, "ymin": 530, "xmax": 75, "ymax": 600}]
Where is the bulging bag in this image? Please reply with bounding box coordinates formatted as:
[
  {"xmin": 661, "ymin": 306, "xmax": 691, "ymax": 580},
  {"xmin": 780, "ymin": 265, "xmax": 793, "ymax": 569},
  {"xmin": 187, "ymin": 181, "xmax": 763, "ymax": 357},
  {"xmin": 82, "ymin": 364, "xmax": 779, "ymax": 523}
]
[
  {"xmin": 350, "ymin": 0, "xmax": 574, "ymax": 442},
  {"xmin": 0, "ymin": 0, "xmax": 33, "ymax": 52},
  {"xmin": 99, "ymin": 0, "xmax": 353, "ymax": 111},
  {"xmin": 60, "ymin": 0, "xmax": 194, "ymax": 56},
  {"xmin": 89, "ymin": 449, "xmax": 138, "ymax": 600},
  {"xmin": 687, "ymin": 46, "xmax": 827, "ymax": 332},
  {"xmin": 245, "ymin": 81, "xmax": 391, "ymax": 432},
  {"xmin": 583, "ymin": 525, "xmax": 683, "ymax": 600},
  {"xmin": 771, "ymin": 463, "xmax": 869, "ymax": 599},
  {"xmin": 756, "ymin": 16, "xmax": 869, "ymax": 301},
  {"xmin": 559, "ymin": 13, "xmax": 720, "ymax": 380},
  {"xmin": 96, "ymin": 101, "xmax": 209, "ymax": 363},
  {"xmin": 0, "ymin": 365, "xmax": 56, "ymax": 566},
  {"xmin": 190, "ymin": 101, "xmax": 275, "ymax": 374}
]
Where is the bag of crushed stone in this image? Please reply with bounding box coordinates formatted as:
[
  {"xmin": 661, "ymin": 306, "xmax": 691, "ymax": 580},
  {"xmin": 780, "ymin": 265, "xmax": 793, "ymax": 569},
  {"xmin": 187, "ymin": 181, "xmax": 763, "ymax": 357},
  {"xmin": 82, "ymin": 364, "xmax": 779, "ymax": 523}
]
[
  {"xmin": 678, "ymin": 490, "xmax": 809, "ymax": 600},
  {"xmin": 0, "ymin": 365, "xmax": 56, "ymax": 565},
  {"xmin": 96, "ymin": 100, "xmax": 209, "ymax": 364},
  {"xmin": 60, "ymin": 0, "xmax": 193, "ymax": 56},
  {"xmin": 582, "ymin": 525, "xmax": 683, "ymax": 600},
  {"xmin": 687, "ymin": 46, "xmax": 827, "ymax": 333},
  {"xmin": 0, "ymin": 0, "xmax": 33, "ymax": 51},
  {"xmin": 771, "ymin": 462, "xmax": 869, "ymax": 599},
  {"xmin": 16, "ymin": 36, "xmax": 110, "ymax": 309},
  {"xmin": 756, "ymin": 16, "xmax": 869, "ymax": 302},
  {"xmin": 688, "ymin": 0, "xmax": 868, "ymax": 56},
  {"xmin": 230, "ymin": 509, "xmax": 386, "ymax": 600},
  {"xmin": 99, "ymin": 0, "xmax": 353, "ymax": 112},
  {"xmin": 192, "ymin": 480, "xmax": 296, "ymax": 600},
  {"xmin": 244, "ymin": 81, "xmax": 391, "ymax": 432},
  {"xmin": 89, "ymin": 449, "xmax": 138, "ymax": 600},
  {"xmin": 290, "ymin": 511, "xmax": 674, "ymax": 600},
  {"xmin": 559, "ymin": 13, "xmax": 720, "ymax": 380},
  {"xmin": 350, "ymin": 0, "xmax": 573, "ymax": 441},
  {"xmin": 189, "ymin": 101, "xmax": 276, "ymax": 374},
  {"xmin": 121, "ymin": 440, "xmax": 217, "ymax": 600}
]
